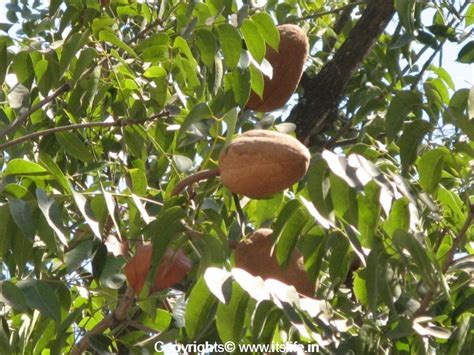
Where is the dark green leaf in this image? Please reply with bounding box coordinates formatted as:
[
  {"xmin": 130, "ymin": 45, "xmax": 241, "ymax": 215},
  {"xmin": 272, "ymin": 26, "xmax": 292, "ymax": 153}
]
[
  {"xmin": 0, "ymin": 281, "xmax": 27, "ymax": 311},
  {"xmin": 18, "ymin": 280, "xmax": 61, "ymax": 324},
  {"xmin": 386, "ymin": 91, "xmax": 423, "ymax": 141},
  {"xmin": 399, "ymin": 120, "xmax": 432, "ymax": 175},
  {"xmin": 55, "ymin": 132, "xmax": 94, "ymax": 162},
  {"xmin": 185, "ymin": 277, "xmax": 218, "ymax": 340},
  {"xmin": 195, "ymin": 29, "xmax": 217, "ymax": 69},
  {"xmin": 216, "ymin": 24, "xmax": 242, "ymax": 70},
  {"xmin": 231, "ymin": 68, "xmax": 251, "ymax": 107},
  {"xmin": 178, "ymin": 103, "xmax": 212, "ymax": 139},
  {"xmin": 216, "ymin": 282, "xmax": 249, "ymax": 343},
  {"xmin": 8, "ymin": 198, "xmax": 36, "ymax": 240},
  {"xmin": 36, "ymin": 188, "xmax": 68, "ymax": 247},
  {"xmin": 417, "ymin": 149, "xmax": 445, "ymax": 194}
]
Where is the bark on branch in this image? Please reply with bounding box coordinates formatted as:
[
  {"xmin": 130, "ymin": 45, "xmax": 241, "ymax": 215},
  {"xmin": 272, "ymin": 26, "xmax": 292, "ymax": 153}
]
[
  {"xmin": 289, "ymin": 0, "xmax": 395, "ymax": 144},
  {"xmin": 71, "ymin": 287, "xmax": 136, "ymax": 355}
]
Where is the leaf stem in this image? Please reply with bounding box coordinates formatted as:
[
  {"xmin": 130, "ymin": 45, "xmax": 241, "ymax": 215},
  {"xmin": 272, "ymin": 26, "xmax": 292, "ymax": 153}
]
[{"xmin": 171, "ymin": 169, "xmax": 220, "ymax": 196}]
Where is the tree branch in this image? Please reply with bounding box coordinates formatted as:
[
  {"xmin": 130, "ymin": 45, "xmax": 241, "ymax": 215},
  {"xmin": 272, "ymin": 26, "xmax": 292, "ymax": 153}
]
[
  {"xmin": 0, "ymin": 83, "xmax": 71, "ymax": 138},
  {"xmin": 71, "ymin": 287, "xmax": 136, "ymax": 355},
  {"xmin": 289, "ymin": 0, "xmax": 395, "ymax": 144},
  {"xmin": 0, "ymin": 112, "xmax": 169, "ymax": 151},
  {"xmin": 171, "ymin": 169, "xmax": 220, "ymax": 196}
]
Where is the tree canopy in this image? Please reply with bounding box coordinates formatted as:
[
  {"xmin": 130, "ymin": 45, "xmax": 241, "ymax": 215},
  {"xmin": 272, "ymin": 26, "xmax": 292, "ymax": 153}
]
[{"xmin": 0, "ymin": 0, "xmax": 473, "ymax": 353}]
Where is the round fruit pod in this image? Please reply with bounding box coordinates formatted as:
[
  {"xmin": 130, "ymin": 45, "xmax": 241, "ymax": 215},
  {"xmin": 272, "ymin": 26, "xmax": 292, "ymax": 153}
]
[
  {"xmin": 219, "ymin": 130, "xmax": 310, "ymax": 198},
  {"xmin": 246, "ymin": 24, "xmax": 308, "ymax": 112},
  {"xmin": 234, "ymin": 229, "xmax": 314, "ymax": 297},
  {"xmin": 124, "ymin": 245, "xmax": 192, "ymax": 295}
]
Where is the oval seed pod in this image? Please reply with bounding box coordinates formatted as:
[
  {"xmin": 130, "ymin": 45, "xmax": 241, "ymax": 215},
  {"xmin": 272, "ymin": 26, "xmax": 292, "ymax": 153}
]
[
  {"xmin": 246, "ymin": 24, "xmax": 309, "ymax": 112},
  {"xmin": 234, "ymin": 229, "xmax": 314, "ymax": 297},
  {"xmin": 218, "ymin": 130, "xmax": 310, "ymax": 198}
]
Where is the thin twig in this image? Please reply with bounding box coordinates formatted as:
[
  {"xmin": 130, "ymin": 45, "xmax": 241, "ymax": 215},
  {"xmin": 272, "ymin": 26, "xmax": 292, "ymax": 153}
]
[
  {"xmin": 71, "ymin": 287, "xmax": 135, "ymax": 355},
  {"xmin": 324, "ymin": 117, "xmax": 354, "ymax": 149},
  {"xmin": 171, "ymin": 169, "xmax": 220, "ymax": 196},
  {"xmin": 0, "ymin": 83, "xmax": 71, "ymax": 138},
  {"xmin": 0, "ymin": 112, "xmax": 168, "ymax": 151},
  {"xmin": 285, "ymin": 1, "xmax": 366, "ymax": 23},
  {"xmin": 414, "ymin": 206, "xmax": 474, "ymax": 317},
  {"xmin": 132, "ymin": 18, "xmax": 163, "ymax": 42}
]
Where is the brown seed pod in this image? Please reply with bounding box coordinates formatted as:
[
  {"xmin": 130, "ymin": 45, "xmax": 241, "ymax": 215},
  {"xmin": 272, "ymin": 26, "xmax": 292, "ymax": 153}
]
[
  {"xmin": 218, "ymin": 130, "xmax": 310, "ymax": 198},
  {"xmin": 246, "ymin": 24, "xmax": 309, "ymax": 112},
  {"xmin": 234, "ymin": 229, "xmax": 314, "ymax": 297},
  {"xmin": 124, "ymin": 245, "xmax": 192, "ymax": 295}
]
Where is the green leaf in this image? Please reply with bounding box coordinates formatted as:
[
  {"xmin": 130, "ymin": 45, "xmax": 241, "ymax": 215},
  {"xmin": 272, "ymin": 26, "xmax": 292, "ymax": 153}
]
[
  {"xmin": 330, "ymin": 173, "xmax": 358, "ymax": 225},
  {"xmin": 383, "ymin": 198, "xmax": 409, "ymax": 237},
  {"xmin": 128, "ymin": 168, "xmax": 147, "ymax": 196},
  {"xmin": 386, "ymin": 91, "xmax": 423, "ymax": 141},
  {"xmin": 195, "ymin": 29, "xmax": 217, "ymax": 69},
  {"xmin": 148, "ymin": 206, "xmax": 186, "ymax": 284},
  {"xmin": 185, "ymin": 277, "xmax": 218, "ymax": 340},
  {"xmin": 178, "ymin": 103, "xmax": 212, "ymax": 139},
  {"xmin": 71, "ymin": 190, "xmax": 102, "ymax": 239},
  {"xmin": 437, "ymin": 185, "xmax": 466, "ymax": 230},
  {"xmin": 8, "ymin": 198, "xmax": 36, "ymax": 240},
  {"xmin": 306, "ymin": 156, "xmax": 332, "ymax": 218},
  {"xmin": 393, "ymin": 229, "xmax": 438, "ymax": 289},
  {"xmin": 251, "ymin": 12, "xmax": 280, "ymax": 50},
  {"xmin": 222, "ymin": 108, "xmax": 238, "ymax": 145},
  {"xmin": 273, "ymin": 200, "xmax": 307, "ymax": 267},
  {"xmin": 36, "ymin": 188, "xmax": 68, "ymax": 247},
  {"xmin": 395, "ymin": 0, "xmax": 416, "ymax": 35},
  {"xmin": 231, "ymin": 68, "xmax": 251, "ymax": 107},
  {"xmin": 466, "ymin": 3, "xmax": 474, "ymax": 27},
  {"xmin": 72, "ymin": 47, "xmax": 97, "ymax": 82},
  {"xmin": 249, "ymin": 64, "xmax": 264, "ymax": 99},
  {"xmin": 0, "ymin": 40, "xmax": 7, "ymax": 86},
  {"xmin": 0, "ymin": 281, "xmax": 27, "ymax": 311},
  {"xmin": 417, "ymin": 149, "xmax": 446, "ymax": 194},
  {"xmin": 98, "ymin": 30, "xmax": 138, "ymax": 59},
  {"xmin": 143, "ymin": 65, "xmax": 167, "ymax": 79},
  {"xmin": 216, "ymin": 24, "xmax": 242, "ymax": 70},
  {"xmin": 357, "ymin": 182, "xmax": 380, "ymax": 248},
  {"xmin": 18, "ymin": 280, "xmax": 61, "ymax": 324},
  {"xmin": 241, "ymin": 19, "xmax": 266, "ymax": 63},
  {"xmin": 55, "ymin": 132, "xmax": 94, "ymax": 162},
  {"xmin": 39, "ymin": 153, "xmax": 71, "ymax": 193},
  {"xmin": 457, "ymin": 41, "xmax": 474, "ymax": 63},
  {"xmin": 4, "ymin": 159, "xmax": 49, "ymax": 176},
  {"xmin": 0, "ymin": 205, "xmax": 12, "ymax": 256},
  {"xmin": 173, "ymin": 36, "xmax": 198, "ymax": 68},
  {"xmin": 246, "ymin": 193, "xmax": 284, "ymax": 228},
  {"xmin": 353, "ymin": 271, "xmax": 368, "ymax": 306},
  {"xmin": 216, "ymin": 282, "xmax": 249, "ymax": 343},
  {"xmin": 399, "ymin": 120, "xmax": 432, "ymax": 175},
  {"xmin": 59, "ymin": 30, "xmax": 90, "ymax": 74}
]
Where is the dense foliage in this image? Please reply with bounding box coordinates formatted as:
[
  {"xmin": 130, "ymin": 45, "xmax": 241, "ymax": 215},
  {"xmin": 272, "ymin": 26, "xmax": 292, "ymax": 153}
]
[{"xmin": 0, "ymin": 0, "xmax": 473, "ymax": 353}]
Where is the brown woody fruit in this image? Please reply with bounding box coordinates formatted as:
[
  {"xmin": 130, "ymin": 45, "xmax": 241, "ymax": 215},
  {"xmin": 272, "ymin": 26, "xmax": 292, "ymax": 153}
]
[
  {"xmin": 219, "ymin": 130, "xmax": 310, "ymax": 198},
  {"xmin": 246, "ymin": 24, "xmax": 309, "ymax": 112},
  {"xmin": 124, "ymin": 245, "xmax": 192, "ymax": 295},
  {"xmin": 234, "ymin": 229, "xmax": 314, "ymax": 297}
]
